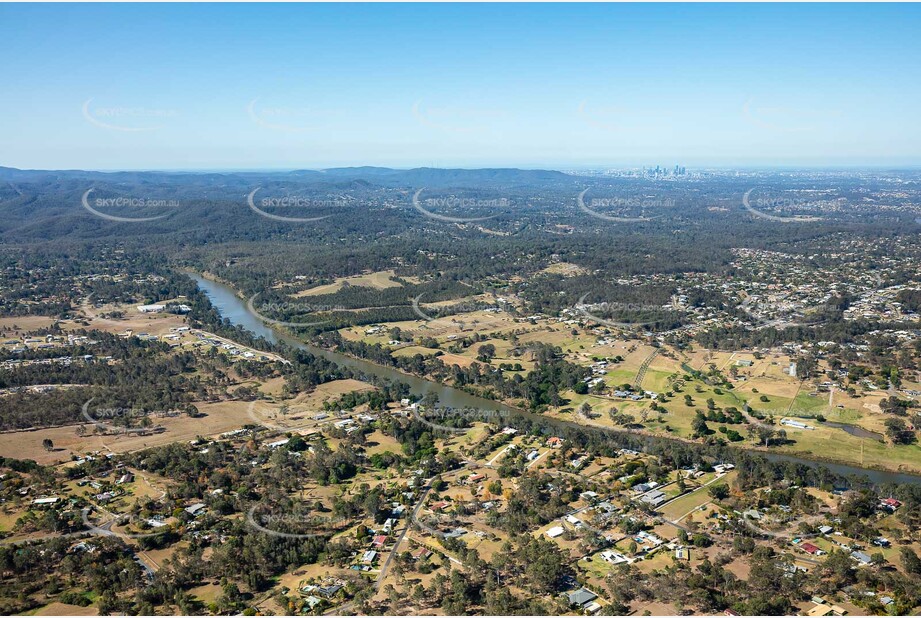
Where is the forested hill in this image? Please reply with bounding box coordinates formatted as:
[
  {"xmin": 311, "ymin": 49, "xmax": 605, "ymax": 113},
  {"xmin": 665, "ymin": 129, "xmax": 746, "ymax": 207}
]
[{"xmin": 0, "ymin": 165, "xmax": 573, "ymax": 187}]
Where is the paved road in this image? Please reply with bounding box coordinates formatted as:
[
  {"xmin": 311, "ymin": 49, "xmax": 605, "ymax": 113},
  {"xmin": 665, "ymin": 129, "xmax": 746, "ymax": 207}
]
[
  {"xmin": 380, "ymin": 486, "xmax": 432, "ymax": 588},
  {"xmin": 328, "ymin": 480, "xmax": 436, "ymax": 616}
]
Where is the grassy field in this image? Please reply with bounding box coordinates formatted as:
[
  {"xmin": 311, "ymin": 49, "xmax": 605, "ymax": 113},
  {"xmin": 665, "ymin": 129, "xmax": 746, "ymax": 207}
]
[
  {"xmin": 0, "ymin": 379, "xmax": 375, "ymax": 464},
  {"xmin": 364, "ymin": 430, "xmax": 403, "ymax": 456},
  {"xmin": 293, "ymin": 269, "xmax": 403, "ymax": 297},
  {"xmin": 658, "ymin": 471, "xmax": 737, "ymax": 521},
  {"xmin": 31, "ymin": 602, "xmax": 99, "ymax": 616}
]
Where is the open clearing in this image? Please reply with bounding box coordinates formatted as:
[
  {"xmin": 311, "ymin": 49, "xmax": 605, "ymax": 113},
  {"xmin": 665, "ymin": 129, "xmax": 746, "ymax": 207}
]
[
  {"xmin": 0, "ymin": 379, "xmax": 374, "ymax": 464},
  {"xmin": 293, "ymin": 270, "xmax": 403, "ymax": 297}
]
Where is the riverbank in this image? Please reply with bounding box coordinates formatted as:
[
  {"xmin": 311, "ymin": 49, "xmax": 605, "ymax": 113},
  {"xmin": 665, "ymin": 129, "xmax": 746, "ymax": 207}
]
[{"xmin": 189, "ymin": 271, "xmax": 921, "ymax": 486}]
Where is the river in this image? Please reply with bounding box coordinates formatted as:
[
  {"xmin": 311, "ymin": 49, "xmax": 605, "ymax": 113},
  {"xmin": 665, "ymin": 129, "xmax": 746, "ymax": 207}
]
[
  {"xmin": 191, "ymin": 273, "xmax": 921, "ymax": 487},
  {"xmin": 189, "ymin": 273, "xmax": 521, "ymax": 415}
]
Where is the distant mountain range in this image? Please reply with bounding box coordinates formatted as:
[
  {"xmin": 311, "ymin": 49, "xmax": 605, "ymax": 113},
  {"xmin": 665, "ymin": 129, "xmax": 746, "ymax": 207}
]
[{"xmin": 0, "ymin": 166, "xmax": 574, "ymax": 188}]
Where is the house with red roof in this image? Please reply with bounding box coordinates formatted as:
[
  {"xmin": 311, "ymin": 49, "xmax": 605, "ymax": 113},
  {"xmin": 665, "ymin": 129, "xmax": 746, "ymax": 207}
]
[
  {"xmin": 800, "ymin": 542, "xmax": 825, "ymax": 556},
  {"xmin": 880, "ymin": 498, "xmax": 902, "ymax": 511}
]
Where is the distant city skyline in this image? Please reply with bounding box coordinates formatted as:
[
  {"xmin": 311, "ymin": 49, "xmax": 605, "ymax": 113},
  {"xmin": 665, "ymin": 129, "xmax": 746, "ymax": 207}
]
[{"xmin": 2, "ymin": 3, "xmax": 920, "ymax": 171}]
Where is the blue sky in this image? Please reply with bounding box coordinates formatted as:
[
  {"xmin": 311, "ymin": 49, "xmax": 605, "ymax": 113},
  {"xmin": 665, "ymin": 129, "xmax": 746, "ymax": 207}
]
[{"xmin": 1, "ymin": 3, "xmax": 920, "ymax": 170}]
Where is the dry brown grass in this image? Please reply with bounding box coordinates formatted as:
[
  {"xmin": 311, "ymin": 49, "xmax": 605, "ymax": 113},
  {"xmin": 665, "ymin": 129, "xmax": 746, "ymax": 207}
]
[
  {"xmin": 33, "ymin": 602, "xmax": 100, "ymax": 616},
  {"xmin": 293, "ymin": 270, "xmax": 403, "ymax": 297}
]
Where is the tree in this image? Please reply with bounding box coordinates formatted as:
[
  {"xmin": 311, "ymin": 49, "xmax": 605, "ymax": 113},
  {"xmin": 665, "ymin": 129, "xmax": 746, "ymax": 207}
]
[
  {"xmin": 476, "ymin": 344, "xmax": 496, "ymax": 363},
  {"xmin": 691, "ymin": 412, "xmax": 710, "ymax": 438},
  {"xmin": 41, "ymin": 438, "xmax": 54, "ymax": 452},
  {"xmin": 885, "ymin": 418, "xmax": 916, "ymax": 445},
  {"xmin": 900, "ymin": 547, "xmax": 921, "ymax": 575},
  {"xmin": 708, "ymin": 483, "xmax": 730, "ymax": 500}
]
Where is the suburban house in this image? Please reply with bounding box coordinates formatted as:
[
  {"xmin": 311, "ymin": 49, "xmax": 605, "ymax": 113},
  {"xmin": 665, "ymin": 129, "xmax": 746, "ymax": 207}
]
[
  {"xmin": 807, "ymin": 603, "xmax": 848, "ymax": 616},
  {"xmin": 800, "ymin": 542, "xmax": 825, "ymax": 556},
  {"xmin": 640, "ymin": 489, "xmax": 667, "ymax": 508},
  {"xmin": 184, "ymin": 503, "xmax": 207, "ymax": 517},
  {"xmin": 880, "ymin": 498, "xmax": 902, "ymax": 511},
  {"xmin": 600, "ymin": 550, "xmax": 630, "ymax": 565},
  {"xmin": 567, "ymin": 588, "xmax": 598, "ymax": 609},
  {"xmin": 851, "ymin": 551, "xmax": 873, "ymax": 565}
]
